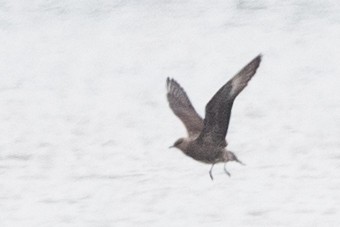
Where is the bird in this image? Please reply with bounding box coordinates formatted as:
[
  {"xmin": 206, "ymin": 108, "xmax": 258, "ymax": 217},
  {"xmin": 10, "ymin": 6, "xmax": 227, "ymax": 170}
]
[{"xmin": 166, "ymin": 54, "xmax": 262, "ymax": 180}]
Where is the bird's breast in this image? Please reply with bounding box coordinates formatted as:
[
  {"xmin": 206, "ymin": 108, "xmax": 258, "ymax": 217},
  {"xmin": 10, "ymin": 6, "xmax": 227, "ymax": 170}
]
[{"xmin": 184, "ymin": 142, "xmax": 224, "ymax": 164}]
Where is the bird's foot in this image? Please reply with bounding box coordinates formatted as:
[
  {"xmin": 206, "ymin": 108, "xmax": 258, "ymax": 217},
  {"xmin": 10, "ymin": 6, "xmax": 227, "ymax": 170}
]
[
  {"xmin": 209, "ymin": 164, "xmax": 215, "ymax": 181},
  {"xmin": 224, "ymin": 164, "xmax": 231, "ymax": 177},
  {"xmin": 209, "ymin": 170, "xmax": 214, "ymax": 180}
]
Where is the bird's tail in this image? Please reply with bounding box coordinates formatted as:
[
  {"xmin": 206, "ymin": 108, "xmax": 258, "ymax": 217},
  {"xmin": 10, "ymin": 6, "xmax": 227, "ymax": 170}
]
[
  {"xmin": 229, "ymin": 151, "xmax": 245, "ymax": 165},
  {"xmin": 234, "ymin": 157, "xmax": 245, "ymax": 165}
]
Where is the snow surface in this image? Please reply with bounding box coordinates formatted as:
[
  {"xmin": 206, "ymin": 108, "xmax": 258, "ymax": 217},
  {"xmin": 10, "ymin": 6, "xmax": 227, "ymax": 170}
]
[{"xmin": 0, "ymin": 0, "xmax": 340, "ymax": 226}]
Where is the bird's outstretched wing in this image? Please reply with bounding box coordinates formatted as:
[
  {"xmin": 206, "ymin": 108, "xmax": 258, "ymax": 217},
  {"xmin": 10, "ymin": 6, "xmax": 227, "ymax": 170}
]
[
  {"xmin": 197, "ymin": 54, "xmax": 262, "ymax": 147},
  {"xmin": 166, "ymin": 78, "xmax": 204, "ymax": 137}
]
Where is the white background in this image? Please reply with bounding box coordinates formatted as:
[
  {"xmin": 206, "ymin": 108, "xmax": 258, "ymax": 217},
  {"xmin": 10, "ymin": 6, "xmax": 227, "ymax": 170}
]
[{"xmin": 0, "ymin": 0, "xmax": 339, "ymax": 226}]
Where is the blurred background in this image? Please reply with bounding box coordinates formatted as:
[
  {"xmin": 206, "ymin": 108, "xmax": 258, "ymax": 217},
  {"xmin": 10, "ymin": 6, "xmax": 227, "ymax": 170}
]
[{"xmin": 0, "ymin": 0, "xmax": 339, "ymax": 226}]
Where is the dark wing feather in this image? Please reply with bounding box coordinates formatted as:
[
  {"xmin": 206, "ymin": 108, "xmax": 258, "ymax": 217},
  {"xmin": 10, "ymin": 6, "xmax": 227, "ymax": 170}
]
[
  {"xmin": 166, "ymin": 78, "xmax": 204, "ymax": 137},
  {"xmin": 197, "ymin": 54, "xmax": 262, "ymax": 146}
]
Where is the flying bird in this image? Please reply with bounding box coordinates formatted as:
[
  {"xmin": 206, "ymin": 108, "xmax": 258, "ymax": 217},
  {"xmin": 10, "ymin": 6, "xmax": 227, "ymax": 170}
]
[{"xmin": 166, "ymin": 54, "xmax": 262, "ymax": 180}]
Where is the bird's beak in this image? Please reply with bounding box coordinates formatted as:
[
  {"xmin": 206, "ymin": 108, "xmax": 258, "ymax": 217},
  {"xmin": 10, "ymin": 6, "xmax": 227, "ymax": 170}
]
[{"xmin": 169, "ymin": 145, "xmax": 174, "ymax": 149}]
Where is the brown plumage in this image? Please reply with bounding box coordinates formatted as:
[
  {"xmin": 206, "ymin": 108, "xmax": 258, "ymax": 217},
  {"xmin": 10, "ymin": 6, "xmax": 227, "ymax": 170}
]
[{"xmin": 166, "ymin": 54, "xmax": 262, "ymax": 180}]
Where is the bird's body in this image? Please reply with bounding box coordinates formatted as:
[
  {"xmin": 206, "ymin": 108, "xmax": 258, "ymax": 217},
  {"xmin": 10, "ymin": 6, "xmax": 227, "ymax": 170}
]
[
  {"xmin": 175, "ymin": 137, "xmax": 227, "ymax": 164},
  {"xmin": 166, "ymin": 55, "xmax": 262, "ymax": 180}
]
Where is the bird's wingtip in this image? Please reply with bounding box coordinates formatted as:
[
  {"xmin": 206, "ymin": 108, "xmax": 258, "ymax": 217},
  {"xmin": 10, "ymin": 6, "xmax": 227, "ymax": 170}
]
[
  {"xmin": 256, "ymin": 53, "xmax": 263, "ymax": 61},
  {"xmin": 249, "ymin": 54, "xmax": 262, "ymax": 67},
  {"xmin": 166, "ymin": 77, "xmax": 171, "ymax": 87}
]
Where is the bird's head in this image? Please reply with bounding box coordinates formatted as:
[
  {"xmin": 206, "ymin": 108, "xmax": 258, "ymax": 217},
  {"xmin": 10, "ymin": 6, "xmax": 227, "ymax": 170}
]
[{"xmin": 169, "ymin": 138, "xmax": 186, "ymax": 151}]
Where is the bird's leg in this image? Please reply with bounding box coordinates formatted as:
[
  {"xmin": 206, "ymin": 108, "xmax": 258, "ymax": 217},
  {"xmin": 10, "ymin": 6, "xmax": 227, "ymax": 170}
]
[
  {"xmin": 209, "ymin": 164, "xmax": 215, "ymax": 180},
  {"xmin": 224, "ymin": 163, "xmax": 231, "ymax": 177}
]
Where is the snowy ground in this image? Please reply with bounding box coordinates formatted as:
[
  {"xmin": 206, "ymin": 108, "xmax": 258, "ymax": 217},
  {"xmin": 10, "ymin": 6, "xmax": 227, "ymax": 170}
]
[{"xmin": 1, "ymin": 0, "xmax": 340, "ymax": 226}]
